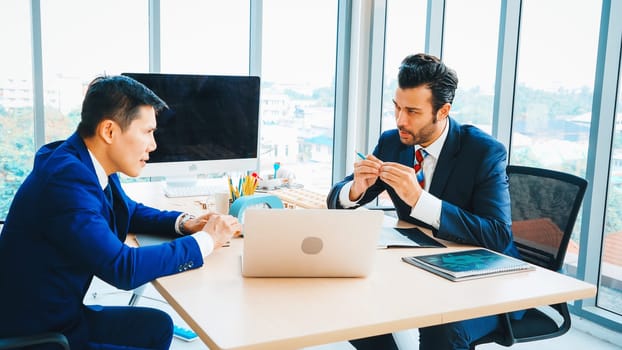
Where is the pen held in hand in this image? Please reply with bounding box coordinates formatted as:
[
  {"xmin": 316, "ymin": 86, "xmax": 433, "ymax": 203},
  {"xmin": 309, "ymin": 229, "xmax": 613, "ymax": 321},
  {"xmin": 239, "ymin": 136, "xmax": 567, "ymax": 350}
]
[{"xmin": 356, "ymin": 152, "xmax": 366, "ymax": 160}]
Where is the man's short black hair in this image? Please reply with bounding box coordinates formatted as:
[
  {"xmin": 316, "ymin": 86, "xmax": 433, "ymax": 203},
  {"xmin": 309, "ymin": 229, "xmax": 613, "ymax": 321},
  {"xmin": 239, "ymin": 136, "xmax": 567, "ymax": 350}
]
[
  {"xmin": 77, "ymin": 75, "xmax": 167, "ymax": 138},
  {"xmin": 398, "ymin": 53, "xmax": 459, "ymax": 114}
]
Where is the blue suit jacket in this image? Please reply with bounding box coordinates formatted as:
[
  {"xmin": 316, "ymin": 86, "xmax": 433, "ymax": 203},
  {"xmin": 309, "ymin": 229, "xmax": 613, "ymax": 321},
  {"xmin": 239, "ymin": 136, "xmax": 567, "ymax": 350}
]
[
  {"xmin": 328, "ymin": 118, "xmax": 518, "ymax": 256},
  {"xmin": 0, "ymin": 133, "xmax": 203, "ymax": 348}
]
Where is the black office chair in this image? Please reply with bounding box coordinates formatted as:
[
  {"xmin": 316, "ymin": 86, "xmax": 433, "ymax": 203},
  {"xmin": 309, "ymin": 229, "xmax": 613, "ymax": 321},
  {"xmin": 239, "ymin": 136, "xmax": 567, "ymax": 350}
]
[
  {"xmin": 0, "ymin": 220, "xmax": 70, "ymax": 350},
  {"xmin": 470, "ymin": 165, "xmax": 588, "ymax": 349}
]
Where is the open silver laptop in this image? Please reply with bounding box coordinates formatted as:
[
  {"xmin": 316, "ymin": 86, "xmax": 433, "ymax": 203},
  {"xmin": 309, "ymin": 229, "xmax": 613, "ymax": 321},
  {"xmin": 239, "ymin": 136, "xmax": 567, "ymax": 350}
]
[{"xmin": 241, "ymin": 208, "xmax": 384, "ymax": 277}]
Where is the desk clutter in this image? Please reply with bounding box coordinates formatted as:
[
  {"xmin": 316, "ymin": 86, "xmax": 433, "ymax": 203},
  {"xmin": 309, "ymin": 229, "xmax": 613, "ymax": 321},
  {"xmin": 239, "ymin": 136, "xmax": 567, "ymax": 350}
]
[
  {"xmin": 227, "ymin": 173, "xmax": 260, "ymax": 200},
  {"xmin": 264, "ymin": 187, "xmax": 328, "ymax": 209}
]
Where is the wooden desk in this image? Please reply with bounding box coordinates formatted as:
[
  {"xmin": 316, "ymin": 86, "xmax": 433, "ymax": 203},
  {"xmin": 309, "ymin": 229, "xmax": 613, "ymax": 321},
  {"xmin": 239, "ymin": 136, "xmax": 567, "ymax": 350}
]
[{"xmin": 123, "ymin": 182, "xmax": 596, "ymax": 350}]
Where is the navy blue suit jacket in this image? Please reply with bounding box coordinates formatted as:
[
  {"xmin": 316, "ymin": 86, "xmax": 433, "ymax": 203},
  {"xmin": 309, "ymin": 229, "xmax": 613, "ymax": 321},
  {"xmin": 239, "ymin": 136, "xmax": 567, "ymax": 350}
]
[
  {"xmin": 328, "ymin": 118, "xmax": 518, "ymax": 256},
  {"xmin": 0, "ymin": 133, "xmax": 203, "ymax": 348}
]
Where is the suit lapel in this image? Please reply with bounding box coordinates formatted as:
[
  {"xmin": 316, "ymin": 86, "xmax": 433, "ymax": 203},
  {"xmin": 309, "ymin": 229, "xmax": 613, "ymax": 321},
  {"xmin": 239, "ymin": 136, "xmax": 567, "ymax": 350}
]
[
  {"xmin": 68, "ymin": 133, "xmax": 130, "ymax": 241},
  {"xmin": 429, "ymin": 118, "xmax": 461, "ymax": 197},
  {"xmin": 398, "ymin": 143, "xmax": 415, "ymax": 168}
]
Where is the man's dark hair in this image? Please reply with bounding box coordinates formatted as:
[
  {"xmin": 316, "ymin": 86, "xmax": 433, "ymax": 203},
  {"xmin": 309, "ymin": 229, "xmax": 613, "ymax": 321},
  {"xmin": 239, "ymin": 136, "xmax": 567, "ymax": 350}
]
[
  {"xmin": 77, "ymin": 75, "xmax": 168, "ymax": 138},
  {"xmin": 398, "ymin": 53, "xmax": 459, "ymax": 114}
]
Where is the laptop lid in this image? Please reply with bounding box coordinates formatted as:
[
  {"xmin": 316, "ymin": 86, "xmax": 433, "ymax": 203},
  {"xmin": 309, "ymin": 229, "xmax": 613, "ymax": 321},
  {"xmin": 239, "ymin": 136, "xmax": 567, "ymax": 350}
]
[{"xmin": 241, "ymin": 208, "xmax": 384, "ymax": 277}]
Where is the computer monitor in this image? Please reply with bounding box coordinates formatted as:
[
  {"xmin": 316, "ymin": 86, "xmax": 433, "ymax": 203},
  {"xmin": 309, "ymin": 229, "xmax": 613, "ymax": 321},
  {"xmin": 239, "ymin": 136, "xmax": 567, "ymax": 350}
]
[{"xmin": 122, "ymin": 73, "xmax": 260, "ymax": 183}]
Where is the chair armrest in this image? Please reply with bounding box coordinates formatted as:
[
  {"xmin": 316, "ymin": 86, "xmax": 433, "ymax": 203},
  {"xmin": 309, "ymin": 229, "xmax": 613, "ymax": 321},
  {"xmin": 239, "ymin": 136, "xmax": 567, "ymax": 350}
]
[
  {"xmin": 470, "ymin": 302, "xmax": 572, "ymax": 349},
  {"xmin": 0, "ymin": 332, "xmax": 70, "ymax": 350},
  {"xmin": 496, "ymin": 312, "xmax": 518, "ymax": 346},
  {"xmin": 508, "ymin": 303, "xmax": 571, "ymax": 343}
]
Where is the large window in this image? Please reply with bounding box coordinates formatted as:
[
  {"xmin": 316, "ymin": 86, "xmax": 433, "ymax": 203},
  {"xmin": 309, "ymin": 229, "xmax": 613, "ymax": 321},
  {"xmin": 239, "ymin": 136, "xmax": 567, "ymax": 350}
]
[
  {"xmin": 160, "ymin": 0, "xmax": 249, "ymax": 75},
  {"xmin": 510, "ymin": 0, "xmax": 600, "ymax": 284},
  {"xmin": 599, "ymin": 59, "xmax": 622, "ymax": 316},
  {"xmin": 442, "ymin": 0, "xmax": 501, "ymax": 132},
  {"xmin": 376, "ymin": 0, "xmax": 427, "ymax": 207},
  {"xmin": 40, "ymin": 0, "xmax": 148, "ymax": 143},
  {"xmin": 381, "ymin": 0, "xmax": 427, "ymax": 133},
  {"xmin": 0, "ymin": 1, "xmax": 33, "ymax": 220},
  {"xmin": 260, "ymin": 0, "xmax": 338, "ymax": 193}
]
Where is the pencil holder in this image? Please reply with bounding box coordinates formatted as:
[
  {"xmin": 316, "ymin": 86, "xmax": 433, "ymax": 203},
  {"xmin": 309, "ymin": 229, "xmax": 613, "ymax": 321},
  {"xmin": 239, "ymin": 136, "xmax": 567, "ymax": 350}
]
[{"xmin": 228, "ymin": 194, "xmax": 284, "ymax": 219}]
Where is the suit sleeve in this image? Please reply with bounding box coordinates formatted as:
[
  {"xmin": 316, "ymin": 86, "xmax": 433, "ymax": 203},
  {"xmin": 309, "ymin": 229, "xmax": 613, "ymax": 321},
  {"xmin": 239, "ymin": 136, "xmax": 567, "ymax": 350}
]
[
  {"xmin": 327, "ymin": 133, "xmax": 391, "ymax": 209},
  {"xmin": 42, "ymin": 164, "xmax": 204, "ymax": 290},
  {"xmin": 326, "ymin": 180, "xmax": 349, "ymax": 209},
  {"xmin": 434, "ymin": 144, "xmax": 514, "ymax": 255},
  {"xmin": 126, "ymin": 199, "xmax": 181, "ymax": 236}
]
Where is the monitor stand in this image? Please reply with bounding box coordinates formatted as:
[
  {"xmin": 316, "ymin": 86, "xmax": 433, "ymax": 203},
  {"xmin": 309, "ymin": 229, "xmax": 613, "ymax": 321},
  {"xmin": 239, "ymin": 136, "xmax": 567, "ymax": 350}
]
[
  {"xmin": 162, "ymin": 176, "xmax": 201, "ymax": 198},
  {"xmin": 161, "ymin": 175, "xmax": 229, "ymax": 198},
  {"xmin": 165, "ymin": 176, "xmax": 199, "ymax": 189}
]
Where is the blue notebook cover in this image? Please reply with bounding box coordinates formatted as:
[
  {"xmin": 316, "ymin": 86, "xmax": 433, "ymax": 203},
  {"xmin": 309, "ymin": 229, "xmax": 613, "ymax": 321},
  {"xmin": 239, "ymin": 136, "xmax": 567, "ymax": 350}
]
[{"xmin": 402, "ymin": 248, "xmax": 534, "ymax": 281}]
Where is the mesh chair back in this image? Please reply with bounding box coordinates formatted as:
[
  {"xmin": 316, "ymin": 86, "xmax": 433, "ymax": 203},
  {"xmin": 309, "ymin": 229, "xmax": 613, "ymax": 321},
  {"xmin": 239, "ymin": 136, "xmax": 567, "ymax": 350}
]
[{"xmin": 507, "ymin": 165, "xmax": 587, "ymax": 271}]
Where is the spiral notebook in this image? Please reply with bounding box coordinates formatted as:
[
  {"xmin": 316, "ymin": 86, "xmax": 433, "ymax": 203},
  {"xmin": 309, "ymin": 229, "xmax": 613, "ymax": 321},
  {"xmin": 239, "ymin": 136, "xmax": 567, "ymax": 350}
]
[{"xmin": 402, "ymin": 248, "xmax": 534, "ymax": 281}]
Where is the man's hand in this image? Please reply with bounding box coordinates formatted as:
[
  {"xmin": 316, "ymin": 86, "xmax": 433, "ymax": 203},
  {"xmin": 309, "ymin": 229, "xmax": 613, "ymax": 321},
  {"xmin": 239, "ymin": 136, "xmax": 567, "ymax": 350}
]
[
  {"xmin": 192, "ymin": 212, "xmax": 243, "ymax": 237},
  {"xmin": 378, "ymin": 161, "xmax": 423, "ymax": 207},
  {"xmin": 182, "ymin": 212, "xmax": 217, "ymax": 234},
  {"xmin": 201, "ymin": 214, "xmax": 242, "ymax": 249},
  {"xmin": 350, "ymin": 154, "xmax": 383, "ymax": 201}
]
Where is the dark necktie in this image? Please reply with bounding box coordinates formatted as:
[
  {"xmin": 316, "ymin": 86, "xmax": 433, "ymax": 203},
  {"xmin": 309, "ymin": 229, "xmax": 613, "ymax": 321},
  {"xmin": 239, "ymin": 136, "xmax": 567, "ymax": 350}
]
[
  {"xmin": 104, "ymin": 183, "xmax": 117, "ymax": 236},
  {"xmin": 414, "ymin": 148, "xmax": 428, "ymax": 189},
  {"xmin": 104, "ymin": 184, "xmax": 113, "ymax": 208}
]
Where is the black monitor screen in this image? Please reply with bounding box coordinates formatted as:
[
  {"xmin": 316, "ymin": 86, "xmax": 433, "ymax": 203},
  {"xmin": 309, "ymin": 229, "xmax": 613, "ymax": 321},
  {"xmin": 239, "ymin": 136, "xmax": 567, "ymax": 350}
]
[{"xmin": 122, "ymin": 73, "xmax": 260, "ymax": 164}]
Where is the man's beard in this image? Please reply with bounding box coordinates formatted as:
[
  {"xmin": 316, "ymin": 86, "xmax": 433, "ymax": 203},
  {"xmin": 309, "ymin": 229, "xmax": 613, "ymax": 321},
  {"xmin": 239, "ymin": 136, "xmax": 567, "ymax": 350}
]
[{"xmin": 398, "ymin": 116, "xmax": 438, "ymax": 146}]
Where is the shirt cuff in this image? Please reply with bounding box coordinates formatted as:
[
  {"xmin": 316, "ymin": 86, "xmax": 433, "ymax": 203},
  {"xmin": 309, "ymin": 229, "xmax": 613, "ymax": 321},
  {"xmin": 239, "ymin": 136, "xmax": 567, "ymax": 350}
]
[
  {"xmin": 410, "ymin": 191, "xmax": 442, "ymax": 229},
  {"xmin": 174, "ymin": 214, "xmax": 184, "ymax": 235},
  {"xmin": 191, "ymin": 231, "xmax": 215, "ymax": 257},
  {"xmin": 339, "ymin": 181, "xmax": 364, "ymax": 208}
]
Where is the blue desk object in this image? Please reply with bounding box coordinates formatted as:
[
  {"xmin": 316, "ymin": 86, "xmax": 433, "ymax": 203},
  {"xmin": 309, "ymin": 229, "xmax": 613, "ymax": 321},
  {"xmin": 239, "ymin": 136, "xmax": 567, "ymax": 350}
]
[{"xmin": 228, "ymin": 194, "xmax": 284, "ymax": 219}]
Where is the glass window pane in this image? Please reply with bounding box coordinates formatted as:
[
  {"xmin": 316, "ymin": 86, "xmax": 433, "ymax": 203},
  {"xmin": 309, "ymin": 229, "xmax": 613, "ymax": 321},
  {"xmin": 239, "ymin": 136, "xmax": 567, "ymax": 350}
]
[
  {"xmin": 378, "ymin": 0, "xmax": 427, "ymax": 206},
  {"xmin": 443, "ymin": 0, "xmax": 500, "ymax": 133},
  {"xmin": 510, "ymin": 0, "xmax": 601, "ymax": 281},
  {"xmin": 381, "ymin": 0, "xmax": 428, "ymax": 133},
  {"xmin": 599, "ymin": 58, "xmax": 622, "ymax": 316},
  {"xmin": 0, "ymin": 1, "xmax": 33, "ymax": 220},
  {"xmin": 160, "ymin": 0, "xmax": 249, "ymax": 74},
  {"xmin": 261, "ymin": 0, "xmax": 338, "ymax": 193},
  {"xmin": 40, "ymin": 0, "xmax": 148, "ymax": 143}
]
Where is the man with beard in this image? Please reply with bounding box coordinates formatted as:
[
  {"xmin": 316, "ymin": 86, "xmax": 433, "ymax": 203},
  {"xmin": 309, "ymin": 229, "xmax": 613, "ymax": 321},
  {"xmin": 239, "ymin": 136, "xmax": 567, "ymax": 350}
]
[{"xmin": 326, "ymin": 53, "xmax": 522, "ymax": 350}]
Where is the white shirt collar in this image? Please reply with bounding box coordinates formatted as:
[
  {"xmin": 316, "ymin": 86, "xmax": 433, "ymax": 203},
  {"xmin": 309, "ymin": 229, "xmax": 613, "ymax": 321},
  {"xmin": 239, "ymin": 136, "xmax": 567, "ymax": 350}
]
[
  {"xmin": 87, "ymin": 150, "xmax": 109, "ymax": 190},
  {"xmin": 417, "ymin": 117, "xmax": 450, "ymax": 159}
]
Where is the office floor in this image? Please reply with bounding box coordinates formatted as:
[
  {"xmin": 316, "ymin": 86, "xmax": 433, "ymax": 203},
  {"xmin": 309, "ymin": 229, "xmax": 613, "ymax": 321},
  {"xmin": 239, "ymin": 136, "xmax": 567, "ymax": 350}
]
[{"xmin": 84, "ymin": 278, "xmax": 622, "ymax": 350}]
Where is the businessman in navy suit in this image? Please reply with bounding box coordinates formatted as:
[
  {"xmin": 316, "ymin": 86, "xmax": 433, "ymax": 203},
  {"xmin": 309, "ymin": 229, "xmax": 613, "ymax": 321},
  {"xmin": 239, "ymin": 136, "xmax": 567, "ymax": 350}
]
[
  {"xmin": 327, "ymin": 53, "xmax": 520, "ymax": 350},
  {"xmin": 0, "ymin": 75, "xmax": 241, "ymax": 350}
]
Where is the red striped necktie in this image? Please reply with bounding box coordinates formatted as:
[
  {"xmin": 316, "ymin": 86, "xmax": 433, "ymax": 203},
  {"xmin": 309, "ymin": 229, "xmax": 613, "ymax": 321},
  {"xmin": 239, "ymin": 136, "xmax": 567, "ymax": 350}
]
[{"xmin": 414, "ymin": 148, "xmax": 428, "ymax": 188}]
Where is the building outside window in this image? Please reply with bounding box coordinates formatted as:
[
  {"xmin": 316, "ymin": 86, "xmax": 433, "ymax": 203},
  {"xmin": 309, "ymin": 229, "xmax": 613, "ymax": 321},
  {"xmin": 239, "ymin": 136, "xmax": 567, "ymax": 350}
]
[
  {"xmin": 260, "ymin": 0, "xmax": 338, "ymax": 193},
  {"xmin": 442, "ymin": 0, "xmax": 501, "ymax": 132},
  {"xmin": 0, "ymin": 0, "xmax": 34, "ymax": 220}
]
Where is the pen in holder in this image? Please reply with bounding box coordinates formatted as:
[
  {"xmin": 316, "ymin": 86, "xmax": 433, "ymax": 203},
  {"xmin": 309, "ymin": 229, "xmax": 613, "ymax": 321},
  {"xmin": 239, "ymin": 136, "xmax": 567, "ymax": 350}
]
[{"xmin": 229, "ymin": 194, "xmax": 284, "ymax": 221}]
